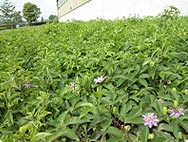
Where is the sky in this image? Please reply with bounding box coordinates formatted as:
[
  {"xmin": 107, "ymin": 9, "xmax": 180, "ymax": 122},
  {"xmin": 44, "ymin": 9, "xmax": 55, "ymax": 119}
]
[
  {"xmin": 0, "ymin": 0, "xmax": 57, "ymax": 19},
  {"xmin": 1, "ymin": 0, "xmax": 188, "ymax": 20}
]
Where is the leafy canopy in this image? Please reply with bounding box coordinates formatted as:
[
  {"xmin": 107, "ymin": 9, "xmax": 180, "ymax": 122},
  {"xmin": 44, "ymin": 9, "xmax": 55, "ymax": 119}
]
[
  {"xmin": 22, "ymin": 2, "xmax": 41, "ymax": 25},
  {"xmin": 13, "ymin": 11, "xmax": 22, "ymax": 25},
  {"xmin": 0, "ymin": 0, "xmax": 15, "ymax": 26},
  {"xmin": 49, "ymin": 14, "xmax": 57, "ymax": 21}
]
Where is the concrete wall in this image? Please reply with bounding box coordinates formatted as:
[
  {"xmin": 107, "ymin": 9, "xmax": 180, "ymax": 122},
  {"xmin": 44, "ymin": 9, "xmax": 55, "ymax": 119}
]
[{"xmin": 58, "ymin": 0, "xmax": 188, "ymax": 22}]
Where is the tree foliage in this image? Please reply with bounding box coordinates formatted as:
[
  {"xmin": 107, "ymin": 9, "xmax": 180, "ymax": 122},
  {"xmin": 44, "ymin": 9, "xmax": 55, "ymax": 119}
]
[
  {"xmin": 13, "ymin": 11, "xmax": 22, "ymax": 25},
  {"xmin": 0, "ymin": 0, "xmax": 15, "ymax": 27},
  {"xmin": 22, "ymin": 2, "xmax": 41, "ymax": 25},
  {"xmin": 49, "ymin": 15, "xmax": 57, "ymax": 21}
]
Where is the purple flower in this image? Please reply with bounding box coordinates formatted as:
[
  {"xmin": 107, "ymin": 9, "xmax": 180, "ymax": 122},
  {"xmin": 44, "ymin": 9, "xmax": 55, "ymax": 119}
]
[
  {"xmin": 168, "ymin": 107, "xmax": 184, "ymax": 118},
  {"xmin": 94, "ymin": 76, "xmax": 106, "ymax": 84},
  {"xmin": 142, "ymin": 113, "xmax": 159, "ymax": 128}
]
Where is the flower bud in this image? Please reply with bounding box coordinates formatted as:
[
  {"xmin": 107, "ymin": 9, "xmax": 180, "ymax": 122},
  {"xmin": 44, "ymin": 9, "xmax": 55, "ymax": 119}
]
[
  {"xmin": 167, "ymin": 80, "xmax": 171, "ymax": 84},
  {"xmin": 162, "ymin": 107, "xmax": 168, "ymax": 115},
  {"xmin": 148, "ymin": 133, "xmax": 154, "ymax": 140},
  {"xmin": 19, "ymin": 125, "xmax": 27, "ymax": 134},
  {"xmin": 184, "ymin": 89, "xmax": 188, "ymax": 95},
  {"xmin": 178, "ymin": 132, "xmax": 183, "ymax": 139},
  {"xmin": 176, "ymin": 65, "xmax": 180, "ymax": 70},
  {"xmin": 173, "ymin": 101, "xmax": 178, "ymax": 108},
  {"xmin": 124, "ymin": 125, "xmax": 131, "ymax": 131},
  {"xmin": 172, "ymin": 87, "xmax": 177, "ymax": 92},
  {"xmin": 112, "ymin": 107, "xmax": 117, "ymax": 114}
]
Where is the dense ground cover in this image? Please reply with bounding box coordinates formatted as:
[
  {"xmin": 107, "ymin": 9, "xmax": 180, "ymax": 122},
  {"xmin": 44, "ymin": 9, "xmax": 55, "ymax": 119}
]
[{"xmin": 0, "ymin": 13, "xmax": 188, "ymax": 141}]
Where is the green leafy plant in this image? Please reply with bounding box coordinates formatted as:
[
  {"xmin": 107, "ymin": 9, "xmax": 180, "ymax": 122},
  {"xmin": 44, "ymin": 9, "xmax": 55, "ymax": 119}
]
[{"xmin": 0, "ymin": 12, "xmax": 188, "ymax": 141}]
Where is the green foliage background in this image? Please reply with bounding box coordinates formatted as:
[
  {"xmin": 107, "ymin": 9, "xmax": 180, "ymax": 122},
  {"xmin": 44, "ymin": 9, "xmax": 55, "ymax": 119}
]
[{"xmin": 0, "ymin": 15, "xmax": 188, "ymax": 141}]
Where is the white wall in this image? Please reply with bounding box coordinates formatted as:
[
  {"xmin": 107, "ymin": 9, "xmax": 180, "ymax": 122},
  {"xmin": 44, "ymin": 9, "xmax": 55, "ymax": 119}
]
[{"xmin": 59, "ymin": 0, "xmax": 188, "ymax": 21}]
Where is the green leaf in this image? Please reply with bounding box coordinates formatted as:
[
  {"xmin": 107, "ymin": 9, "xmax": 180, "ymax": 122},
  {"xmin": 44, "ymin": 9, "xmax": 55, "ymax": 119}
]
[
  {"xmin": 59, "ymin": 87, "xmax": 71, "ymax": 97},
  {"xmin": 148, "ymin": 68, "xmax": 155, "ymax": 79},
  {"xmin": 107, "ymin": 137, "xmax": 122, "ymax": 142},
  {"xmin": 171, "ymin": 119, "xmax": 179, "ymax": 139},
  {"xmin": 153, "ymin": 130, "xmax": 174, "ymax": 142},
  {"xmin": 59, "ymin": 110, "xmax": 69, "ymax": 126},
  {"xmin": 182, "ymin": 95, "xmax": 188, "ymax": 103},
  {"xmin": 47, "ymin": 128, "xmax": 79, "ymax": 141},
  {"xmin": 153, "ymin": 137, "xmax": 167, "ymax": 142},
  {"xmin": 180, "ymin": 121, "xmax": 188, "ymax": 133},
  {"xmin": 107, "ymin": 126, "xmax": 123, "ymax": 137},
  {"xmin": 79, "ymin": 102, "xmax": 95, "ymax": 107},
  {"xmin": 158, "ymin": 123, "xmax": 173, "ymax": 132},
  {"xmin": 126, "ymin": 107, "xmax": 142, "ymax": 121},
  {"xmin": 101, "ymin": 118, "xmax": 112, "ymax": 130},
  {"xmin": 64, "ymin": 117, "xmax": 90, "ymax": 125},
  {"xmin": 139, "ymin": 74, "xmax": 150, "ymax": 79},
  {"xmin": 150, "ymin": 100, "xmax": 162, "ymax": 114},
  {"xmin": 36, "ymin": 132, "xmax": 51, "ymax": 140},
  {"xmin": 127, "ymin": 118, "xmax": 143, "ymax": 124},
  {"xmin": 64, "ymin": 128, "xmax": 80, "ymax": 141},
  {"xmin": 139, "ymin": 78, "xmax": 148, "ymax": 87},
  {"xmin": 159, "ymin": 95, "xmax": 174, "ymax": 101},
  {"xmin": 140, "ymin": 127, "xmax": 149, "ymax": 142}
]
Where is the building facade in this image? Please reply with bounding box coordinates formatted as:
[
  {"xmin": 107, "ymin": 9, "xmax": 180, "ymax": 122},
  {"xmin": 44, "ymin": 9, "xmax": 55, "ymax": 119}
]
[
  {"xmin": 57, "ymin": 0, "xmax": 188, "ymax": 22},
  {"xmin": 57, "ymin": 0, "xmax": 90, "ymax": 18}
]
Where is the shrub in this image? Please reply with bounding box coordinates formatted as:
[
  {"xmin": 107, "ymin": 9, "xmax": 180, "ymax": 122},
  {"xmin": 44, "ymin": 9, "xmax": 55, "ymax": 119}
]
[{"xmin": 0, "ymin": 15, "xmax": 188, "ymax": 142}]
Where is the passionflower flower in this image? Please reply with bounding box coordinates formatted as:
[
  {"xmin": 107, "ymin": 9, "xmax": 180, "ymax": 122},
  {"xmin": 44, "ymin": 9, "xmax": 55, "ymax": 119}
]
[
  {"xmin": 142, "ymin": 113, "xmax": 159, "ymax": 128},
  {"xmin": 94, "ymin": 76, "xmax": 106, "ymax": 84},
  {"xmin": 168, "ymin": 107, "xmax": 184, "ymax": 118}
]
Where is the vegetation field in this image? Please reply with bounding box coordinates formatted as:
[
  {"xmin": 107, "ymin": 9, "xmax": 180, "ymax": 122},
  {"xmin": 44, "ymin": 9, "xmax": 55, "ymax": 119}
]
[{"xmin": 0, "ymin": 14, "xmax": 188, "ymax": 141}]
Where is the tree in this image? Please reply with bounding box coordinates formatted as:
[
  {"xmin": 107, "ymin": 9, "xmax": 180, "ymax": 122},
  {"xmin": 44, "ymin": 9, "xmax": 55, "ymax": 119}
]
[
  {"xmin": 22, "ymin": 2, "xmax": 41, "ymax": 25},
  {"xmin": 13, "ymin": 11, "xmax": 22, "ymax": 25},
  {"xmin": 0, "ymin": 0, "xmax": 15, "ymax": 28},
  {"xmin": 49, "ymin": 15, "xmax": 57, "ymax": 21}
]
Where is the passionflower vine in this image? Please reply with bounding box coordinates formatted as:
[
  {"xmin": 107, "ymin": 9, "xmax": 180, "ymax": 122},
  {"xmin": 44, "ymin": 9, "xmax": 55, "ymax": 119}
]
[
  {"xmin": 94, "ymin": 76, "xmax": 106, "ymax": 84},
  {"xmin": 168, "ymin": 107, "xmax": 184, "ymax": 118},
  {"xmin": 142, "ymin": 113, "xmax": 159, "ymax": 128}
]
